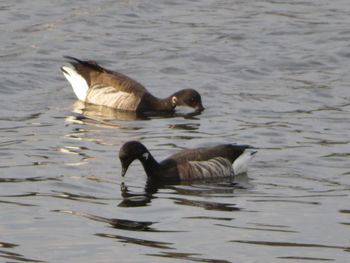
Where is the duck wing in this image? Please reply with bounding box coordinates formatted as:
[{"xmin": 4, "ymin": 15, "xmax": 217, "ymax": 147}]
[
  {"xmin": 178, "ymin": 157, "xmax": 233, "ymax": 180},
  {"xmin": 160, "ymin": 144, "xmax": 251, "ymax": 180},
  {"xmin": 165, "ymin": 144, "xmax": 249, "ymax": 164},
  {"xmin": 64, "ymin": 56, "xmax": 148, "ymax": 95},
  {"xmin": 85, "ymin": 84, "xmax": 142, "ymax": 111}
]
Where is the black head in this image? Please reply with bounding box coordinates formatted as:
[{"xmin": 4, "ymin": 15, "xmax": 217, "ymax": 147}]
[
  {"xmin": 119, "ymin": 141, "xmax": 149, "ymax": 177},
  {"xmin": 172, "ymin": 89, "xmax": 204, "ymax": 112}
]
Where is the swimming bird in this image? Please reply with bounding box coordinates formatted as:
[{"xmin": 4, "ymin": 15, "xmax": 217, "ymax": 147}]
[
  {"xmin": 119, "ymin": 141, "xmax": 257, "ymax": 182},
  {"xmin": 61, "ymin": 56, "xmax": 204, "ymax": 113}
]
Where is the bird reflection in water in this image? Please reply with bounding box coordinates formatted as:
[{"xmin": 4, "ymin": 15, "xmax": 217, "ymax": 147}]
[
  {"xmin": 66, "ymin": 101, "xmax": 142, "ymax": 129},
  {"xmin": 118, "ymin": 181, "xmax": 160, "ymax": 208},
  {"xmin": 70, "ymin": 100, "xmax": 202, "ymax": 122},
  {"xmin": 118, "ymin": 175, "xmax": 251, "ymax": 210}
]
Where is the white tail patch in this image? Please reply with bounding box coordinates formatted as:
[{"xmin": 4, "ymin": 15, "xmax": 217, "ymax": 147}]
[
  {"xmin": 233, "ymin": 149, "xmax": 257, "ymax": 175},
  {"xmin": 61, "ymin": 65, "xmax": 89, "ymax": 101}
]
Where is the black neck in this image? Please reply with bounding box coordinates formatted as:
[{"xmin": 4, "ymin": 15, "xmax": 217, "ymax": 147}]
[
  {"xmin": 139, "ymin": 152, "xmax": 161, "ymax": 179},
  {"xmin": 140, "ymin": 94, "xmax": 175, "ymax": 112}
]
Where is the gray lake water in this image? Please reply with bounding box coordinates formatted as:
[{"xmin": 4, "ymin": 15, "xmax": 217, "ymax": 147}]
[{"xmin": 1, "ymin": 0, "xmax": 350, "ymax": 262}]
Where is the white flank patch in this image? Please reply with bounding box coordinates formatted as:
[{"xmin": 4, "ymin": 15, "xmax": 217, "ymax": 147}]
[
  {"xmin": 62, "ymin": 66, "xmax": 89, "ymax": 101},
  {"xmin": 233, "ymin": 149, "xmax": 257, "ymax": 175}
]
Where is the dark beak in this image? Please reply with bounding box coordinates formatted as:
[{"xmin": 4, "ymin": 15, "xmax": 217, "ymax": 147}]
[
  {"xmin": 195, "ymin": 104, "xmax": 205, "ymax": 112},
  {"xmin": 120, "ymin": 158, "xmax": 132, "ymax": 177},
  {"xmin": 121, "ymin": 167, "xmax": 127, "ymax": 177}
]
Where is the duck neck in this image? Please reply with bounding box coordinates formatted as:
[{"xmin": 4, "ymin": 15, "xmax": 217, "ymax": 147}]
[
  {"xmin": 139, "ymin": 152, "xmax": 161, "ymax": 179},
  {"xmin": 142, "ymin": 93, "xmax": 175, "ymax": 111}
]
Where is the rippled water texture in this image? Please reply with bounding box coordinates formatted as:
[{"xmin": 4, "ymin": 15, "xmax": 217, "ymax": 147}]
[{"xmin": 1, "ymin": 0, "xmax": 350, "ymax": 262}]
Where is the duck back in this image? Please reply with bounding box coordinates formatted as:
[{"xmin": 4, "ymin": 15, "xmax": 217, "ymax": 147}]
[{"xmin": 167, "ymin": 144, "xmax": 247, "ymax": 164}]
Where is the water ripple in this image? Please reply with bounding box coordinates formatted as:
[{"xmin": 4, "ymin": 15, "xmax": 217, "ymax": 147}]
[
  {"xmin": 146, "ymin": 252, "xmax": 231, "ymax": 263},
  {"xmin": 231, "ymin": 240, "xmax": 350, "ymax": 252},
  {"xmin": 53, "ymin": 210, "xmax": 157, "ymax": 231},
  {"xmin": 215, "ymin": 223, "xmax": 298, "ymax": 233},
  {"xmin": 0, "ymin": 176, "xmax": 61, "ymax": 183},
  {"xmin": 171, "ymin": 197, "xmax": 241, "ymax": 212},
  {"xmin": 95, "ymin": 233, "xmax": 174, "ymax": 249},
  {"xmin": 277, "ymin": 256, "xmax": 334, "ymax": 261},
  {"xmin": 0, "ymin": 241, "xmax": 44, "ymax": 263}
]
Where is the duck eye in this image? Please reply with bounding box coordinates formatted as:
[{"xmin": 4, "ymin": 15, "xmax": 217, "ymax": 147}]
[{"xmin": 172, "ymin": 96, "xmax": 178, "ymax": 105}]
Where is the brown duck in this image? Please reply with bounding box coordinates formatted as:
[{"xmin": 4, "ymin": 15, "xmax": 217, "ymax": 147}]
[{"xmin": 61, "ymin": 56, "xmax": 204, "ymax": 113}]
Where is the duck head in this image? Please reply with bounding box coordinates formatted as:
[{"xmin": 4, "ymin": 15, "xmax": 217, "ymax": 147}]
[
  {"xmin": 172, "ymin": 89, "xmax": 204, "ymax": 112},
  {"xmin": 119, "ymin": 141, "xmax": 150, "ymax": 177}
]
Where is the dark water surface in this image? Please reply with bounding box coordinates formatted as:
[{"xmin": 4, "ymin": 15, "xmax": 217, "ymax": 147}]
[{"xmin": 1, "ymin": 0, "xmax": 350, "ymax": 262}]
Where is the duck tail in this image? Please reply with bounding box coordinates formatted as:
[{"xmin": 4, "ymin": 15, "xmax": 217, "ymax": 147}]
[
  {"xmin": 233, "ymin": 149, "xmax": 257, "ymax": 175},
  {"xmin": 63, "ymin": 56, "xmax": 83, "ymax": 63},
  {"xmin": 63, "ymin": 56, "xmax": 106, "ymax": 72},
  {"xmin": 61, "ymin": 64, "xmax": 89, "ymax": 101}
]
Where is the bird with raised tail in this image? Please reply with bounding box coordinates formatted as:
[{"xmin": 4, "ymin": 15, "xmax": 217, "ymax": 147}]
[
  {"xmin": 119, "ymin": 141, "xmax": 257, "ymax": 182},
  {"xmin": 61, "ymin": 56, "xmax": 204, "ymax": 113}
]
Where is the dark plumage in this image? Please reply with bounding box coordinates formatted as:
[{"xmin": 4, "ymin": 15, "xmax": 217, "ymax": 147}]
[
  {"xmin": 61, "ymin": 56, "xmax": 204, "ymax": 113},
  {"xmin": 119, "ymin": 141, "xmax": 257, "ymax": 182}
]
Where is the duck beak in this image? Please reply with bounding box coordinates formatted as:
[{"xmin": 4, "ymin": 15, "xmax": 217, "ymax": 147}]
[
  {"xmin": 121, "ymin": 167, "xmax": 127, "ymax": 177},
  {"xmin": 195, "ymin": 104, "xmax": 204, "ymax": 112},
  {"xmin": 120, "ymin": 158, "xmax": 132, "ymax": 177}
]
